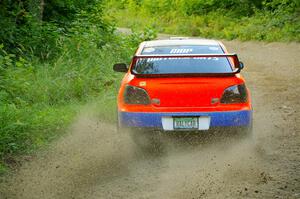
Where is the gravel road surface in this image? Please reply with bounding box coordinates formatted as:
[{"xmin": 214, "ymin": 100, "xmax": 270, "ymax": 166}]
[{"xmin": 0, "ymin": 33, "xmax": 299, "ymax": 199}]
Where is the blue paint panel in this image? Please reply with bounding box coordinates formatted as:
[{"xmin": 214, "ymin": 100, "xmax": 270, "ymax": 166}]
[{"xmin": 119, "ymin": 110, "xmax": 252, "ymax": 128}]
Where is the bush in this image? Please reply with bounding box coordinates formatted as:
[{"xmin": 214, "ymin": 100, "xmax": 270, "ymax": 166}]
[{"xmin": 0, "ymin": 24, "xmax": 155, "ymax": 171}]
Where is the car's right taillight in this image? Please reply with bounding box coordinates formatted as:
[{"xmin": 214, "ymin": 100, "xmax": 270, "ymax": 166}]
[
  {"xmin": 123, "ymin": 85, "xmax": 151, "ymax": 105},
  {"xmin": 220, "ymin": 84, "xmax": 248, "ymax": 104}
]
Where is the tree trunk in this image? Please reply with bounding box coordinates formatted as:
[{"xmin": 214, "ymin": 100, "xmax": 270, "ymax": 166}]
[{"xmin": 40, "ymin": 0, "xmax": 45, "ymax": 21}]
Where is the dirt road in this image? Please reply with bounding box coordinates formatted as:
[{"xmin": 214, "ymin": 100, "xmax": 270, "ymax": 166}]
[{"xmin": 0, "ymin": 34, "xmax": 299, "ymax": 198}]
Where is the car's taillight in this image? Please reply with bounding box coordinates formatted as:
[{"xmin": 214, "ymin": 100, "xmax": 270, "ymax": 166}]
[
  {"xmin": 220, "ymin": 84, "xmax": 248, "ymax": 104},
  {"xmin": 124, "ymin": 85, "xmax": 150, "ymax": 105}
]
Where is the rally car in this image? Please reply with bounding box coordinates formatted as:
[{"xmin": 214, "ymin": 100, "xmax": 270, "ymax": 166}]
[{"xmin": 113, "ymin": 38, "xmax": 252, "ymax": 136}]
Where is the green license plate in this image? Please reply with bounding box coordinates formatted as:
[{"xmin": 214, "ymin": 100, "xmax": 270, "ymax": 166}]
[{"xmin": 173, "ymin": 117, "xmax": 199, "ymax": 129}]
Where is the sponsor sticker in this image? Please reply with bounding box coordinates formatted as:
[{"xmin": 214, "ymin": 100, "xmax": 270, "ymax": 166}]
[{"xmin": 170, "ymin": 49, "xmax": 193, "ymax": 54}]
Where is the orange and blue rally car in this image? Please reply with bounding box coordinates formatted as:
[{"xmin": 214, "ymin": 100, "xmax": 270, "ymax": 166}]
[{"xmin": 113, "ymin": 38, "xmax": 252, "ymax": 137}]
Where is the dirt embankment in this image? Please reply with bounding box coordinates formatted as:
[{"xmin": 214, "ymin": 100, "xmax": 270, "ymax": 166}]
[{"xmin": 0, "ymin": 37, "xmax": 299, "ymax": 198}]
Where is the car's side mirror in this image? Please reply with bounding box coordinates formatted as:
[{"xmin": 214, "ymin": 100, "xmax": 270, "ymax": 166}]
[
  {"xmin": 113, "ymin": 63, "xmax": 128, "ymax": 72},
  {"xmin": 239, "ymin": 61, "xmax": 244, "ymax": 70}
]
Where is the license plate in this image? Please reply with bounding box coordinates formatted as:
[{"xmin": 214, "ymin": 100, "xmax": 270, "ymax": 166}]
[{"xmin": 173, "ymin": 117, "xmax": 199, "ymax": 130}]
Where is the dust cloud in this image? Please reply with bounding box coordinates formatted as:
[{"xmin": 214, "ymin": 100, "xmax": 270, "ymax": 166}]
[
  {"xmin": 0, "ymin": 112, "xmax": 292, "ymax": 198},
  {"xmin": 0, "ymin": 113, "xmax": 136, "ymax": 199}
]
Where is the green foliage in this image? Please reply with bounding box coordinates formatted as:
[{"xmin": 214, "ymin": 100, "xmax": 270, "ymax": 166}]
[
  {"xmin": 0, "ymin": 0, "xmax": 157, "ymax": 172},
  {"xmin": 0, "ymin": 1, "xmax": 59, "ymax": 60},
  {"xmin": 0, "ymin": 20, "xmax": 152, "ymax": 171},
  {"xmin": 126, "ymin": 27, "xmax": 157, "ymax": 47},
  {"xmin": 0, "ymin": 103, "xmax": 75, "ymax": 157},
  {"xmin": 0, "ymin": 0, "xmax": 110, "ymax": 60},
  {"xmin": 105, "ymin": 0, "xmax": 300, "ymax": 42}
]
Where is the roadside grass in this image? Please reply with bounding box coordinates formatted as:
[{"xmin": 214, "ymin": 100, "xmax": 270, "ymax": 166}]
[
  {"xmin": 0, "ymin": 29, "xmax": 157, "ymax": 174},
  {"xmin": 105, "ymin": 5, "xmax": 300, "ymax": 42},
  {"xmin": 0, "ymin": 102, "xmax": 77, "ymax": 173}
]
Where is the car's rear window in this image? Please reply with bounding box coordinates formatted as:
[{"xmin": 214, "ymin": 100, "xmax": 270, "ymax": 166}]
[{"xmin": 133, "ymin": 45, "xmax": 233, "ymax": 74}]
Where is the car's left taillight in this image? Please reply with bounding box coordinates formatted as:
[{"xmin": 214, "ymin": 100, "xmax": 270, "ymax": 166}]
[
  {"xmin": 220, "ymin": 84, "xmax": 248, "ymax": 104},
  {"xmin": 123, "ymin": 85, "xmax": 151, "ymax": 105}
]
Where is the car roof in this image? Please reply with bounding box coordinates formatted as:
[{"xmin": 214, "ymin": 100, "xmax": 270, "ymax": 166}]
[
  {"xmin": 137, "ymin": 38, "xmax": 222, "ymax": 54},
  {"xmin": 142, "ymin": 39, "xmax": 220, "ymax": 47}
]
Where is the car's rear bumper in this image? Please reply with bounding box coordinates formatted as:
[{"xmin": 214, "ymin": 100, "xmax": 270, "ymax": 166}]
[{"xmin": 118, "ymin": 110, "xmax": 252, "ymax": 130}]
